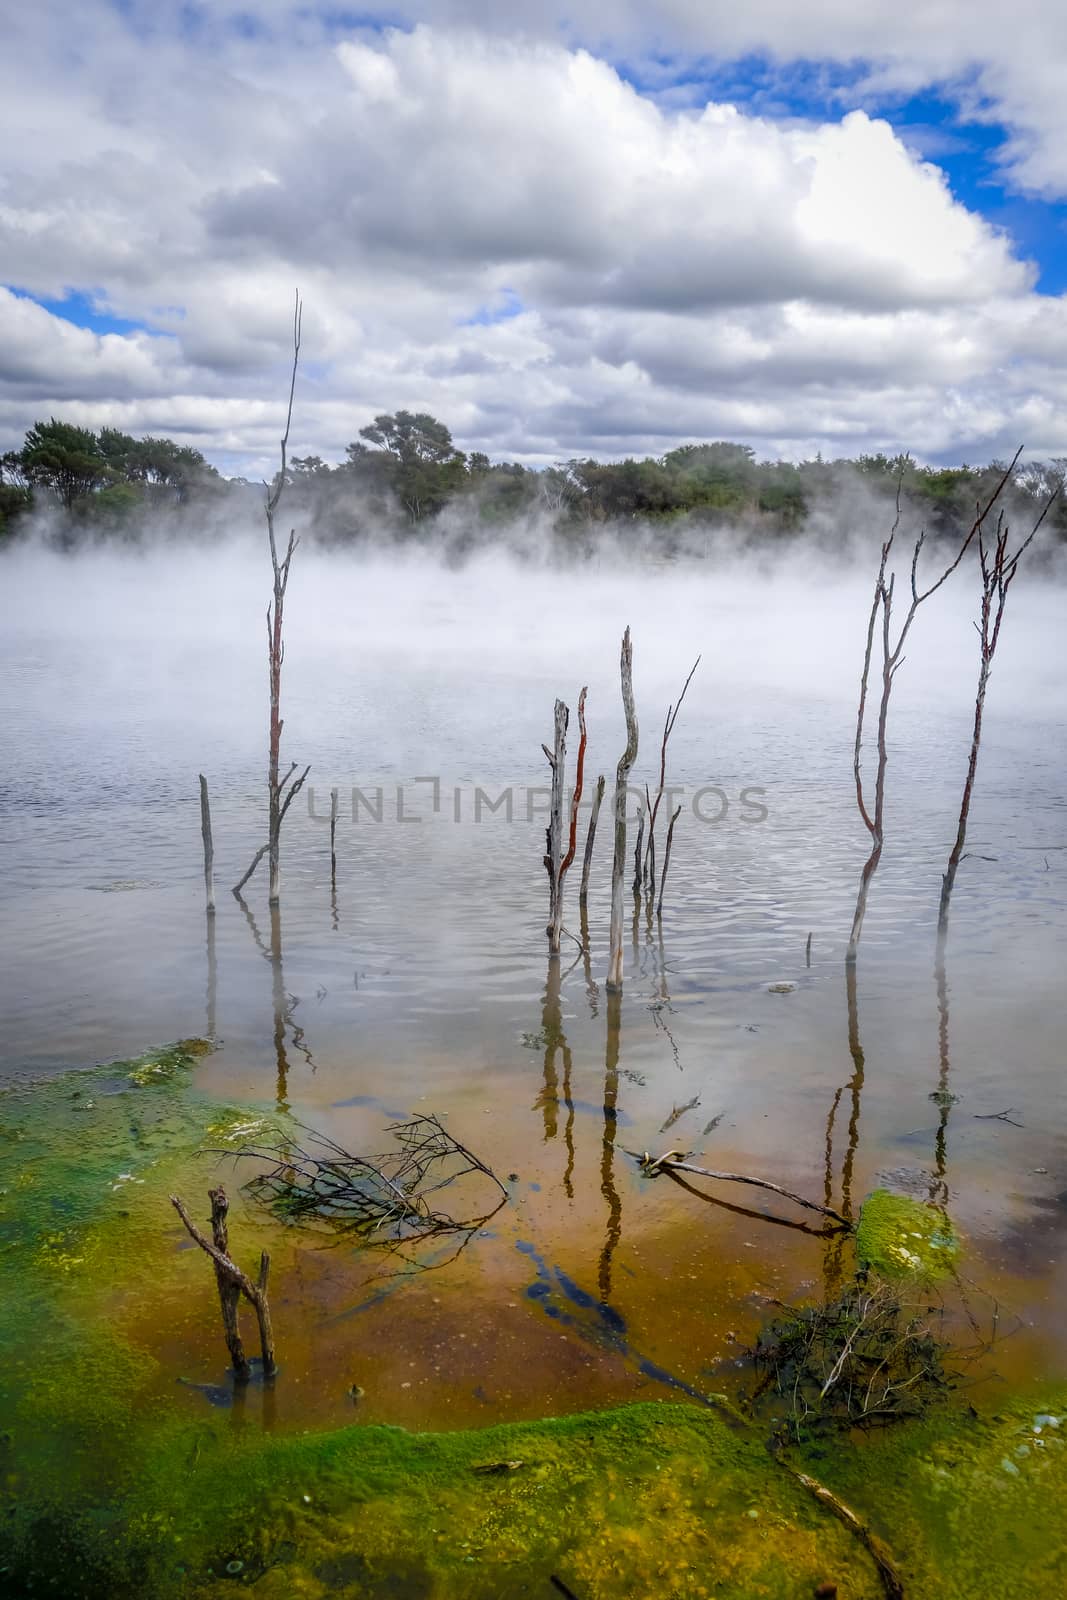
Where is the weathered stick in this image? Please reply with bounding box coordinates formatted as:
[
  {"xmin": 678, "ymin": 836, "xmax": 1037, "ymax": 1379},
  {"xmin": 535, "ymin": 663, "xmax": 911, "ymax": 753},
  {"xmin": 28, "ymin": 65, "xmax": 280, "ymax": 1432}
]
[
  {"xmin": 199, "ymin": 773, "xmax": 215, "ymax": 916},
  {"xmin": 542, "ymin": 698, "xmax": 570, "ymax": 954},
  {"xmin": 170, "ymin": 1187, "xmax": 277, "ymax": 1379},
  {"xmin": 634, "ymin": 1150, "xmax": 850, "ymax": 1227},
  {"xmin": 329, "ymin": 785, "xmax": 339, "ymax": 888},
  {"xmin": 607, "ymin": 628, "xmax": 638, "ymax": 991},
  {"xmin": 655, "ymin": 804, "xmax": 682, "ymax": 919},
  {"xmin": 579, "ymin": 774, "xmax": 605, "ymax": 904},
  {"xmin": 782, "ymin": 1466, "xmax": 905, "ymax": 1600}
]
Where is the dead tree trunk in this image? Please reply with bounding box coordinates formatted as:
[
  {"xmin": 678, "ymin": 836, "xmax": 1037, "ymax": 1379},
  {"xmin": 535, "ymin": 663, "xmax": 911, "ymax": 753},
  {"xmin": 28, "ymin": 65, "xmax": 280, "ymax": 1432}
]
[
  {"xmin": 580, "ymin": 774, "xmax": 605, "ymax": 905},
  {"xmin": 199, "ymin": 774, "xmax": 215, "ymax": 915},
  {"xmin": 936, "ymin": 491, "xmax": 1056, "ymax": 956},
  {"xmin": 234, "ymin": 290, "xmax": 310, "ymax": 905},
  {"xmin": 171, "ymin": 1186, "xmax": 277, "ymax": 1380},
  {"xmin": 542, "ymin": 698, "xmax": 569, "ymax": 954},
  {"xmin": 554, "ymin": 685, "xmax": 587, "ymax": 951},
  {"xmin": 847, "ymin": 452, "xmax": 1021, "ymax": 963},
  {"xmin": 607, "ymin": 627, "xmax": 638, "ymax": 992}
]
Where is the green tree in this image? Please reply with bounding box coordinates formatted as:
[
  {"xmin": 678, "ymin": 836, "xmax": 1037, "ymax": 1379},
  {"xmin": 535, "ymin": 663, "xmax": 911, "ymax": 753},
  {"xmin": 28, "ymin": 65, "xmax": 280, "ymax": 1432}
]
[
  {"xmin": 20, "ymin": 419, "xmax": 109, "ymax": 509},
  {"xmin": 355, "ymin": 410, "xmax": 467, "ymax": 523}
]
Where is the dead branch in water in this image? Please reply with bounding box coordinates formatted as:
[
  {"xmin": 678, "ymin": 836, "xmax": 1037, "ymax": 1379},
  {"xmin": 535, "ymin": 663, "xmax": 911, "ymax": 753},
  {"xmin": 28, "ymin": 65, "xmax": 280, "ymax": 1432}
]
[
  {"xmin": 579, "ymin": 773, "xmax": 605, "ymax": 904},
  {"xmin": 607, "ymin": 627, "xmax": 638, "ymax": 991},
  {"xmin": 781, "ymin": 1462, "xmax": 906, "ymax": 1600},
  {"xmin": 234, "ymin": 290, "xmax": 310, "ymax": 904},
  {"xmin": 848, "ymin": 452, "xmax": 1021, "ymax": 962},
  {"xmin": 936, "ymin": 481, "xmax": 1058, "ymax": 957},
  {"xmin": 632, "ymin": 801, "xmax": 646, "ymax": 895},
  {"xmin": 632, "ymin": 1148, "xmax": 850, "ymax": 1227},
  {"xmin": 230, "ymin": 1113, "xmax": 507, "ymax": 1242},
  {"xmin": 643, "ymin": 654, "xmax": 700, "ymax": 896},
  {"xmin": 656, "ymin": 803, "xmax": 683, "ymax": 919},
  {"xmin": 198, "ymin": 774, "xmax": 215, "ymax": 915},
  {"xmin": 170, "ymin": 1186, "xmax": 276, "ymax": 1380}
]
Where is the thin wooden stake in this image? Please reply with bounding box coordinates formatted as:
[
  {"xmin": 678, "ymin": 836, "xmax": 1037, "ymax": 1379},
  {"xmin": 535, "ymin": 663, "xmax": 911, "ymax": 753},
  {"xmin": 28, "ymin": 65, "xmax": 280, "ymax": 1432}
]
[
  {"xmin": 199, "ymin": 773, "xmax": 215, "ymax": 916},
  {"xmin": 580, "ymin": 774, "xmax": 605, "ymax": 905},
  {"xmin": 607, "ymin": 627, "xmax": 638, "ymax": 992}
]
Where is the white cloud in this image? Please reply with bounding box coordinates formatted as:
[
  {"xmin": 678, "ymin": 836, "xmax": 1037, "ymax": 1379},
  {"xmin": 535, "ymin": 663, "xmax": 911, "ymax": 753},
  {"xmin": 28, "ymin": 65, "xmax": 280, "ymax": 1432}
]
[{"xmin": 2, "ymin": 7, "xmax": 1067, "ymax": 475}]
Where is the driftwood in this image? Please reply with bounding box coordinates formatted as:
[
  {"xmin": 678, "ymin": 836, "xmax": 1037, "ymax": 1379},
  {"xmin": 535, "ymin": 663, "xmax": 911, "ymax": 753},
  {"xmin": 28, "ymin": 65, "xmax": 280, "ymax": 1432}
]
[
  {"xmin": 782, "ymin": 1464, "xmax": 905, "ymax": 1600},
  {"xmin": 847, "ymin": 453, "xmax": 1021, "ymax": 961},
  {"xmin": 579, "ymin": 773, "xmax": 605, "ymax": 904},
  {"xmin": 234, "ymin": 291, "xmax": 310, "ymax": 904},
  {"xmin": 633, "ymin": 1149, "xmax": 850, "ymax": 1227},
  {"xmin": 607, "ymin": 628, "xmax": 638, "ymax": 990},
  {"xmin": 936, "ymin": 487, "xmax": 1057, "ymax": 955},
  {"xmin": 198, "ymin": 774, "xmax": 215, "ymax": 915},
  {"xmin": 232, "ymin": 1113, "xmax": 507, "ymax": 1242},
  {"xmin": 170, "ymin": 1186, "xmax": 276, "ymax": 1380}
]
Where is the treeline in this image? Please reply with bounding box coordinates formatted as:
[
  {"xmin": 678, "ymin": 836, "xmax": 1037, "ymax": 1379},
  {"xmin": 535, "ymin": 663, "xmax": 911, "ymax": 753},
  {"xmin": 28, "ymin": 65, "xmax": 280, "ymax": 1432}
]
[{"xmin": 3, "ymin": 410, "xmax": 1065, "ymax": 554}]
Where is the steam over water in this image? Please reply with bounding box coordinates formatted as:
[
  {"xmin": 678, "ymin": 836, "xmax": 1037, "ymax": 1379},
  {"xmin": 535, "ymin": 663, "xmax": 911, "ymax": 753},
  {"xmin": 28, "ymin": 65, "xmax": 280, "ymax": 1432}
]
[{"xmin": 2, "ymin": 538, "xmax": 1066, "ymax": 1426}]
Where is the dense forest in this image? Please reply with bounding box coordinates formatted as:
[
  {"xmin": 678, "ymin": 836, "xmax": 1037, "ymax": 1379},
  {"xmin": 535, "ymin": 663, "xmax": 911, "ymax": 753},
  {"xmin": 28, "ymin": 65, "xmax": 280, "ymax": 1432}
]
[{"xmin": 2, "ymin": 412, "xmax": 1065, "ymax": 556}]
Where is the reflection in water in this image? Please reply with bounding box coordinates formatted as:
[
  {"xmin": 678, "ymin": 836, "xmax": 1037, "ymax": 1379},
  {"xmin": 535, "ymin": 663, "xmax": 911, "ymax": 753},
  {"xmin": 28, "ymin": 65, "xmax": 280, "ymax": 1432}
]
[
  {"xmin": 599, "ymin": 988, "xmax": 623, "ymax": 1301},
  {"xmin": 538, "ymin": 957, "xmax": 560, "ymax": 1142},
  {"xmin": 822, "ymin": 963, "xmax": 866, "ymax": 1295},
  {"xmin": 537, "ymin": 955, "xmax": 576, "ymax": 1196},
  {"xmin": 205, "ymin": 906, "xmax": 217, "ymax": 1042},
  {"xmin": 234, "ymin": 893, "xmax": 316, "ymax": 1111},
  {"xmin": 931, "ymin": 953, "xmax": 953, "ymax": 1204},
  {"xmin": 662, "ymin": 1167, "xmax": 832, "ymax": 1236}
]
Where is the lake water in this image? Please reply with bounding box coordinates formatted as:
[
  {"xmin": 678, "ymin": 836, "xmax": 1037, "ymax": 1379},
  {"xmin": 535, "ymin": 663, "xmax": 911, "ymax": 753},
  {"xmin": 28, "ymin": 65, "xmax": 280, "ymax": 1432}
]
[{"xmin": 2, "ymin": 539, "xmax": 1065, "ymax": 1433}]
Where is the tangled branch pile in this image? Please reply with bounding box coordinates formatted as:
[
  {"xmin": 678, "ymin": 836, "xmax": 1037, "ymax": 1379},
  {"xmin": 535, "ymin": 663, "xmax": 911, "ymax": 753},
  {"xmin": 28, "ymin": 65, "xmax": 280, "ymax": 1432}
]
[
  {"xmin": 231, "ymin": 1113, "xmax": 507, "ymax": 1241},
  {"xmin": 752, "ymin": 1281, "xmax": 950, "ymax": 1441}
]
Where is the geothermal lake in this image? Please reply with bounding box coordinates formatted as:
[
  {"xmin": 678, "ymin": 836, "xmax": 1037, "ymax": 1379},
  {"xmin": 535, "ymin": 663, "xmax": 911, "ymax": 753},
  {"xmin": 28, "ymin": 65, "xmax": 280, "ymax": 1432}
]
[{"xmin": 2, "ymin": 540, "xmax": 1066, "ymax": 1436}]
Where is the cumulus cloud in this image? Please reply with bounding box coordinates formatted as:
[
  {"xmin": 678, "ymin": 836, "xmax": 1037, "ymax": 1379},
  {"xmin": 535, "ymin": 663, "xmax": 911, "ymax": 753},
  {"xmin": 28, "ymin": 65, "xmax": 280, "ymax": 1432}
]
[{"xmin": 2, "ymin": 5, "xmax": 1067, "ymax": 474}]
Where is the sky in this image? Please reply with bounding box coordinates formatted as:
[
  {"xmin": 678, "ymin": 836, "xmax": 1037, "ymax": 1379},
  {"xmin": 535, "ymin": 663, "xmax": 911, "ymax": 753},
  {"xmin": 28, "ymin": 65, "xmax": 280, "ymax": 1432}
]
[{"xmin": 4, "ymin": 2, "xmax": 1067, "ymax": 476}]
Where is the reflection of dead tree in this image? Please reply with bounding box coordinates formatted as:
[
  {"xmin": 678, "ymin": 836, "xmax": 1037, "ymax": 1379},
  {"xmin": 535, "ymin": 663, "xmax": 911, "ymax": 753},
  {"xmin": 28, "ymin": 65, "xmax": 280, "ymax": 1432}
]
[
  {"xmin": 642, "ymin": 655, "xmax": 700, "ymax": 899},
  {"xmin": 234, "ymin": 291, "xmax": 310, "ymax": 904},
  {"xmin": 236, "ymin": 1114, "xmax": 507, "ymax": 1241},
  {"xmin": 599, "ymin": 989, "xmax": 623, "ymax": 1300},
  {"xmin": 847, "ymin": 453, "xmax": 1020, "ymax": 962},
  {"xmin": 170, "ymin": 1185, "xmax": 276, "ymax": 1381},
  {"xmin": 233, "ymin": 891, "xmax": 314, "ymax": 1110},
  {"xmin": 607, "ymin": 627, "xmax": 638, "ymax": 991},
  {"xmin": 634, "ymin": 1149, "xmax": 849, "ymax": 1227},
  {"xmin": 936, "ymin": 487, "xmax": 1057, "ymax": 957}
]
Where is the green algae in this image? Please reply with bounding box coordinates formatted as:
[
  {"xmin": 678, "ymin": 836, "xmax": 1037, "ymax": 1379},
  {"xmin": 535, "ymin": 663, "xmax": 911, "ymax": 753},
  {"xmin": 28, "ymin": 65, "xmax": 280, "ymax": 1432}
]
[
  {"xmin": 795, "ymin": 1387, "xmax": 1067, "ymax": 1599},
  {"xmin": 856, "ymin": 1188, "xmax": 960, "ymax": 1280},
  {"xmin": 1, "ymin": 1048, "xmax": 1064, "ymax": 1600}
]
